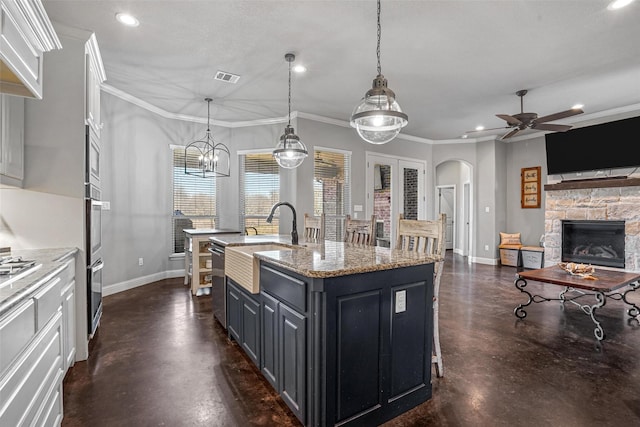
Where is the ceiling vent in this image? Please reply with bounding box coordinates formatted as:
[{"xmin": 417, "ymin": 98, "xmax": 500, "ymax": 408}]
[{"xmin": 214, "ymin": 71, "xmax": 240, "ymax": 84}]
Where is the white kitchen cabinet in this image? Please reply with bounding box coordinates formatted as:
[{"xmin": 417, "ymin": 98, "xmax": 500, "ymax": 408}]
[
  {"xmin": 0, "ymin": 256, "xmax": 75, "ymax": 426},
  {"xmin": 60, "ymin": 258, "xmax": 76, "ymax": 371},
  {"xmin": 85, "ymin": 33, "xmax": 105, "ymax": 137},
  {"xmin": 0, "ymin": 94, "xmax": 25, "ymax": 186},
  {"xmin": 0, "ymin": 0, "xmax": 61, "ymax": 99}
]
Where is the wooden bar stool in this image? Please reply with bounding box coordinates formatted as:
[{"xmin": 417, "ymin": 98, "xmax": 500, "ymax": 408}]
[{"xmin": 395, "ymin": 213, "xmax": 446, "ymax": 377}]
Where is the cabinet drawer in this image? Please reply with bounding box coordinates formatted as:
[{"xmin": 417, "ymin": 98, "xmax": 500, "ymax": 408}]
[
  {"xmin": 260, "ymin": 265, "xmax": 306, "ymax": 313},
  {"xmin": 0, "ymin": 299, "xmax": 36, "ymax": 374},
  {"xmin": 0, "ymin": 312, "xmax": 62, "ymax": 427},
  {"xmin": 58, "ymin": 258, "xmax": 76, "ymax": 290},
  {"xmin": 34, "ymin": 276, "xmax": 62, "ymax": 330}
]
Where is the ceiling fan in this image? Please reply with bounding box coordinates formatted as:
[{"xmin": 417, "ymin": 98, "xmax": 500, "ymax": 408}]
[{"xmin": 468, "ymin": 89, "xmax": 584, "ymax": 140}]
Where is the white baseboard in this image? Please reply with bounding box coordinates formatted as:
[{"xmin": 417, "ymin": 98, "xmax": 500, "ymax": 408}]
[
  {"xmin": 453, "ymin": 248, "xmax": 464, "ymax": 256},
  {"xmin": 104, "ymin": 269, "xmax": 185, "ymax": 296},
  {"xmin": 470, "ymin": 256, "xmax": 499, "ymax": 265}
]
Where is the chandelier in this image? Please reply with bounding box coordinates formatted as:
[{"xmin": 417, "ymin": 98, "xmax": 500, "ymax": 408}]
[{"xmin": 184, "ymin": 98, "xmax": 230, "ymax": 178}]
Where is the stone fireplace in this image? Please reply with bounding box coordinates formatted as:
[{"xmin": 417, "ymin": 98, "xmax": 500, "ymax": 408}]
[{"xmin": 544, "ymin": 180, "xmax": 640, "ymax": 272}]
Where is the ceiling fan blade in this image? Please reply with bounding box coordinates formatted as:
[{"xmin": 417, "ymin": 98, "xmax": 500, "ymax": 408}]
[
  {"xmin": 531, "ymin": 123, "xmax": 572, "ymax": 132},
  {"xmin": 534, "ymin": 108, "xmax": 584, "ymax": 124},
  {"xmin": 501, "ymin": 128, "xmax": 522, "ymax": 139},
  {"xmin": 465, "ymin": 125, "xmax": 510, "ymax": 134},
  {"xmin": 496, "ymin": 114, "xmax": 522, "ymax": 126}
]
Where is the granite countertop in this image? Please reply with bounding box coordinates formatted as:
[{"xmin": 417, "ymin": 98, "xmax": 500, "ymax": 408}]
[
  {"xmin": 0, "ymin": 247, "xmax": 78, "ymax": 317},
  {"xmin": 212, "ymin": 234, "xmax": 440, "ymax": 278}
]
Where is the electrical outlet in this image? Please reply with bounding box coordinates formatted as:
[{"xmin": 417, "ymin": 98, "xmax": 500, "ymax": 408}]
[
  {"xmin": 395, "ymin": 290, "xmax": 407, "ymax": 313},
  {"xmin": 138, "ymin": 257, "xmax": 144, "ymax": 266},
  {"xmin": 484, "ymin": 245, "xmax": 489, "ymax": 251},
  {"xmin": 485, "ymin": 206, "xmax": 490, "ymax": 213}
]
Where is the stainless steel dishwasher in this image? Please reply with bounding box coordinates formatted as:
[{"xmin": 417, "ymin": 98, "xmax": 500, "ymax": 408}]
[{"xmin": 209, "ymin": 243, "xmax": 227, "ymax": 328}]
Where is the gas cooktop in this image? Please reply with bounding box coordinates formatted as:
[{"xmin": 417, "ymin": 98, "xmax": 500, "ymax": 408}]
[{"xmin": 0, "ymin": 256, "xmax": 41, "ymax": 287}]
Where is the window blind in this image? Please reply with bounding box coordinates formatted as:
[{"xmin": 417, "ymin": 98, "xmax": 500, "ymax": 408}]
[
  {"xmin": 172, "ymin": 148, "xmax": 216, "ymax": 253},
  {"xmin": 240, "ymin": 152, "xmax": 280, "ymax": 235},
  {"xmin": 314, "ymin": 149, "xmax": 351, "ymax": 241}
]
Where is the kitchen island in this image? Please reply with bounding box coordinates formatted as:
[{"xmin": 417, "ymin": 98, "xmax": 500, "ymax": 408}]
[{"xmin": 210, "ymin": 235, "xmax": 439, "ymax": 427}]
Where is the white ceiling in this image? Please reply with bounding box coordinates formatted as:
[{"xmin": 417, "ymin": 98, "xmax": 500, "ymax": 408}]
[{"xmin": 42, "ymin": 0, "xmax": 640, "ymax": 141}]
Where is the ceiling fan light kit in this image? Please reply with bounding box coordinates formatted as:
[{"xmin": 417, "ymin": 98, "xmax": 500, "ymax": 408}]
[
  {"xmin": 350, "ymin": 0, "xmax": 408, "ymax": 145},
  {"xmin": 184, "ymin": 98, "xmax": 231, "ymax": 178},
  {"xmin": 273, "ymin": 53, "xmax": 308, "ymax": 169}
]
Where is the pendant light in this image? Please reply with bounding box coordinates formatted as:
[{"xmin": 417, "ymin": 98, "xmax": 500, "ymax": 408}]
[
  {"xmin": 273, "ymin": 53, "xmax": 308, "ymax": 169},
  {"xmin": 184, "ymin": 98, "xmax": 230, "ymax": 178},
  {"xmin": 350, "ymin": 0, "xmax": 408, "ymax": 144}
]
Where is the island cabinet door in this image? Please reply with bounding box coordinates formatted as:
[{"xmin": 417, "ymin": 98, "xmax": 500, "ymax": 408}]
[
  {"xmin": 260, "ymin": 292, "xmax": 279, "ymax": 389},
  {"xmin": 320, "ymin": 263, "xmax": 434, "ymax": 427},
  {"xmin": 226, "ymin": 280, "xmax": 242, "ymax": 342},
  {"xmin": 241, "ymin": 295, "xmax": 260, "ymax": 367},
  {"xmin": 278, "ymin": 302, "xmax": 306, "ymax": 422}
]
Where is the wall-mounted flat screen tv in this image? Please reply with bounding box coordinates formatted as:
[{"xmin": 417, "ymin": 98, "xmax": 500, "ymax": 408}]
[{"xmin": 545, "ymin": 115, "xmax": 640, "ymax": 175}]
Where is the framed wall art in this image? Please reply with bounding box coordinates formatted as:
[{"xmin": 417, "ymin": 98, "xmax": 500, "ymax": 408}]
[{"xmin": 521, "ymin": 166, "xmax": 541, "ymax": 209}]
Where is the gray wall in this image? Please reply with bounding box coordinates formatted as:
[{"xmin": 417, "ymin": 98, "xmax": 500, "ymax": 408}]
[{"xmin": 505, "ymin": 136, "xmax": 547, "ymax": 246}]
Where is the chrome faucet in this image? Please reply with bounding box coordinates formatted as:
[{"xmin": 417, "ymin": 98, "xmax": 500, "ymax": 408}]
[{"xmin": 266, "ymin": 202, "xmax": 299, "ymax": 245}]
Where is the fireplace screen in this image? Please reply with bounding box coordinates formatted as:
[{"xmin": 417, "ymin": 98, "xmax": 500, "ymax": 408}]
[{"xmin": 562, "ymin": 220, "xmax": 625, "ymax": 268}]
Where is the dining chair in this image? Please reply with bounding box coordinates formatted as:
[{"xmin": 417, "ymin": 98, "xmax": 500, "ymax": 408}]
[
  {"xmin": 343, "ymin": 214, "xmax": 377, "ymax": 245},
  {"xmin": 303, "ymin": 213, "xmax": 325, "ymax": 241},
  {"xmin": 395, "ymin": 213, "xmax": 446, "ymax": 377}
]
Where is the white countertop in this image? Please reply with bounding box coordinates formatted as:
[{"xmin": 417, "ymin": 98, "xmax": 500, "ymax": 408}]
[{"xmin": 0, "ymin": 247, "xmax": 78, "ymax": 317}]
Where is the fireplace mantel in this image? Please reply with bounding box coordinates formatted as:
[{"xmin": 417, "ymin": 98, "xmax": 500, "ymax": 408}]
[{"xmin": 544, "ymin": 177, "xmax": 640, "ymax": 191}]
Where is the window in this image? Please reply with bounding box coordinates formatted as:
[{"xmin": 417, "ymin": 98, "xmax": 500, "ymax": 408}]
[
  {"xmin": 314, "ymin": 148, "xmax": 351, "ymax": 240},
  {"xmin": 240, "ymin": 152, "xmax": 280, "ymax": 235},
  {"xmin": 172, "ymin": 147, "xmax": 217, "ymax": 253}
]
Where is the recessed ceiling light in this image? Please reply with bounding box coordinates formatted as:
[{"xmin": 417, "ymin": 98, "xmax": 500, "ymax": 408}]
[
  {"xmin": 116, "ymin": 13, "xmax": 139, "ymax": 27},
  {"xmin": 475, "ymin": 125, "xmax": 485, "ymax": 131},
  {"xmin": 461, "ymin": 134, "xmax": 468, "ymax": 139},
  {"xmin": 292, "ymin": 64, "xmax": 307, "ymax": 73},
  {"xmin": 572, "ymin": 103, "xmax": 584, "ymax": 110},
  {"xmin": 607, "ymin": 0, "xmax": 635, "ymax": 10}
]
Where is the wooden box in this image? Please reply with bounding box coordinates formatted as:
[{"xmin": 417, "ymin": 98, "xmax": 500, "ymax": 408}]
[{"xmin": 521, "ymin": 246, "xmax": 544, "ymax": 269}]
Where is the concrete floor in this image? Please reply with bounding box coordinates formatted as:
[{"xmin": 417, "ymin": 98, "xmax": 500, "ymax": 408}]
[{"xmin": 62, "ymin": 253, "xmax": 640, "ymax": 426}]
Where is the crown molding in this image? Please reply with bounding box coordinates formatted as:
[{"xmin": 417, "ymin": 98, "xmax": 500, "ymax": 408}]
[
  {"xmin": 85, "ymin": 33, "xmax": 106, "ymax": 82},
  {"xmin": 102, "ymin": 84, "xmax": 640, "ymax": 144},
  {"xmin": 102, "ymin": 83, "xmax": 289, "ymax": 127},
  {"xmin": 11, "ymin": 0, "xmax": 62, "ymax": 51}
]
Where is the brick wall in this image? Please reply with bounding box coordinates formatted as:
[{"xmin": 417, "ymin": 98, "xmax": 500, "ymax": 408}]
[
  {"xmin": 544, "ymin": 186, "xmax": 640, "ymax": 271},
  {"xmin": 374, "ymin": 165, "xmax": 392, "ymax": 237},
  {"xmin": 403, "ymin": 168, "xmax": 418, "ymax": 220}
]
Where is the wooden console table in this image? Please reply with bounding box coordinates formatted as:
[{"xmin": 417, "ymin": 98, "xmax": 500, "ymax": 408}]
[{"xmin": 514, "ymin": 266, "xmax": 640, "ymax": 341}]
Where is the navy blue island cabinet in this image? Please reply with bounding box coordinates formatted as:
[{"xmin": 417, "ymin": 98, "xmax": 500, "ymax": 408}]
[{"xmin": 242, "ymin": 259, "xmax": 436, "ymax": 427}]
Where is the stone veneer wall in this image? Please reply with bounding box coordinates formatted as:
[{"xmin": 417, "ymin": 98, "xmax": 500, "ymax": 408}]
[{"xmin": 544, "ymin": 185, "xmax": 640, "ymax": 271}]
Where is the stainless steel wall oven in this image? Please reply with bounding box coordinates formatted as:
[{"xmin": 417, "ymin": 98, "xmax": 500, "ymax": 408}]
[{"xmin": 86, "ymin": 124, "xmax": 103, "ymax": 338}]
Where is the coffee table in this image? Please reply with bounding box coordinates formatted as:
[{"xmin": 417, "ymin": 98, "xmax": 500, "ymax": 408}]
[{"xmin": 514, "ymin": 266, "xmax": 640, "ymax": 341}]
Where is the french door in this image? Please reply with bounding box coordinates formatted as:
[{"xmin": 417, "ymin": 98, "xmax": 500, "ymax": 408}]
[{"xmin": 366, "ymin": 153, "xmax": 426, "ymax": 246}]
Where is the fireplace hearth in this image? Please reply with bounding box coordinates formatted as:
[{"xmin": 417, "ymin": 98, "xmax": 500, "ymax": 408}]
[{"xmin": 562, "ymin": 220, "xmax": 625, "ymax": 268}]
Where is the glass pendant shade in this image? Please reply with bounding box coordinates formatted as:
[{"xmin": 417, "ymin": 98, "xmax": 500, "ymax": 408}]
[
  {"xmin": 184, "ymin": 98, "xmax": 230, "ymax": 178},
  {"xmin": 274, "ymin": 125, "xmax": 307, "ymax": 169},
  {"xmin": 351, "ymin": 75, "xmax": 408, "ymax": 144}
]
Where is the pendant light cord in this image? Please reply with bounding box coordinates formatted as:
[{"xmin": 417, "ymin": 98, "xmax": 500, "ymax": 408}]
[
  {"xmin": 206, "ymin": 98, "xmax": 211, "ymax": 133},
  {"xmin": 288, "ymin": 58, "xmax": 292, "ymax": 127},
  {"xmin": 376, "ymin": 0, "xmax": 381, "ymax": 76}
]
